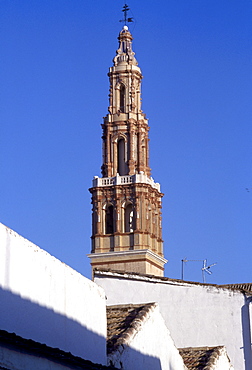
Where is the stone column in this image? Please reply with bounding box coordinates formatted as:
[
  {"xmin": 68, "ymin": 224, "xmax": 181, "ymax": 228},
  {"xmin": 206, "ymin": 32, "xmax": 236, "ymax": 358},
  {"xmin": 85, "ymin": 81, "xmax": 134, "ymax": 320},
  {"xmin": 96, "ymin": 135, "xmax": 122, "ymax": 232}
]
[
  {"xmin": 112, "ymin": 140, "xmax": 117, "ymax": 176},
  {"xmin": 128, "ymin": 120, "xmax": 135, "ymax": 175}
]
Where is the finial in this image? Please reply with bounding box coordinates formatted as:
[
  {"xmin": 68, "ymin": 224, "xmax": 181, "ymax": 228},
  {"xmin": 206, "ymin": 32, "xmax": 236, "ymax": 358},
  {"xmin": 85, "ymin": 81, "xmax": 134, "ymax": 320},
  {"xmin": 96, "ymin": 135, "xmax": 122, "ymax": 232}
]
[{"xmin": 119, "ymin": 4, "xmax": 134, "ymax": 26}]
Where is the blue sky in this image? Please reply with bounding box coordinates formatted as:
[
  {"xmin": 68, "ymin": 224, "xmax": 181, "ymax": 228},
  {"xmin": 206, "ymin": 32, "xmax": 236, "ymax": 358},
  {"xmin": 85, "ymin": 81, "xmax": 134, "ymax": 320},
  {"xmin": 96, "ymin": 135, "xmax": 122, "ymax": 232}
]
[{"xmin": 1, "ymin": 0, "xmax": 251, "ymax": 284}]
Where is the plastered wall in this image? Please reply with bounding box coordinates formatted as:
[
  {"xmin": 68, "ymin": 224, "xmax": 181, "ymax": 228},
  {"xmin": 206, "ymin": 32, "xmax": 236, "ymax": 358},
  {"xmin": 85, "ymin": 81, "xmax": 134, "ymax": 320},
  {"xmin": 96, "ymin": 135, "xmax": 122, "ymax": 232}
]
[
  {"xmin": 109, "ymin": 303, "xmax": 185, "ymax": 370},
  {"xmin": 0, "ymin": 223, "xmax": 107, "ymax": 365},
  {"xmin": 95, "ymin": 271, "xmax": 250, "ymax": 369}
]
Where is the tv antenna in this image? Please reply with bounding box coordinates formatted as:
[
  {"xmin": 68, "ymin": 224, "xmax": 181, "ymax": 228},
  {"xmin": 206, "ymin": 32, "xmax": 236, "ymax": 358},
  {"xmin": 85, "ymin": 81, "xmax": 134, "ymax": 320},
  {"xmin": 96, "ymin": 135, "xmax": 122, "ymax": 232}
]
[
  {"xmin": 201, "ymin": 259, "xmax": 217, "ymax": 283},
  {"xmin": 120, "ymin": 4, "xmax": 134, "ymax": 26},
  {"xmin": 181, "ymin": 258, "xmax": 217, "ymax": 283}
]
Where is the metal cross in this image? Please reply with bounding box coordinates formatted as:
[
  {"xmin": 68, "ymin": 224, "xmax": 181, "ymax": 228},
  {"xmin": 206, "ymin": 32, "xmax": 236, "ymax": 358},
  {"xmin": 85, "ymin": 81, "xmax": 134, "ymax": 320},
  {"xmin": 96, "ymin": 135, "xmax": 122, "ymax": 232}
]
[{"xmin": 120, "ymin": 4, "xmax": 134, "ymax": 25}]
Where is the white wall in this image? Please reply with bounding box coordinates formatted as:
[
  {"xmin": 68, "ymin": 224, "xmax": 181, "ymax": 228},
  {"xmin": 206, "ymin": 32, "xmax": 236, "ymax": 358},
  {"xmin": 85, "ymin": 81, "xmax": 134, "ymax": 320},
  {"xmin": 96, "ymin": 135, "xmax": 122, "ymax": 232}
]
[
  {"xmin": 108, "ymin": 303, "xmax": 185, "ymax": 370},
  {"xmin": 214, "ymin": 348, "xmax": 234, "ymax": 370},
  {"xmin": 94, "ymin": 271, "xmax": 250, "ymax": 370},
  {"xmin": 0, "ymin": 345, "xmax": 74, "ymax": 370},
  {"xmin": 0, "ymin": 223, "xmax": 107, "ymax": 365}
]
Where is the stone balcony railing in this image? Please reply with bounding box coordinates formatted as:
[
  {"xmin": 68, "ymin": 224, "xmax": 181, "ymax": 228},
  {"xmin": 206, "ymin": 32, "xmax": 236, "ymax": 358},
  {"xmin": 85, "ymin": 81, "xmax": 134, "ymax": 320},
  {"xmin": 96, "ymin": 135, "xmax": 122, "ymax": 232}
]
[{"xmin": 92, "ymin": 173, "xmax": 160, "ymax": 192}]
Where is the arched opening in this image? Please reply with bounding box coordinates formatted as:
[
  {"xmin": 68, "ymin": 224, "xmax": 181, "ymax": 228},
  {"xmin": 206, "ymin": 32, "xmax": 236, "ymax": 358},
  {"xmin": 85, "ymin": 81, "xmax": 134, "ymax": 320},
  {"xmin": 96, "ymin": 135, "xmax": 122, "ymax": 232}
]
[
  {"xmin": 125, "ymin": 204, "xmax": 134, "ymax": 232},
  {"xmin": 117, "ymin": 138, "xmax": 126, "ymax": 175},
  {"xmin": 120, "ymin": 85, "xmax": 125, "ymax": 112},
  {"xmin": 93, "ymin": 208, "xmax": 97, "ymax": 235},
  {"xmin": 105, "ymin": 205, "xmax": 114, "ymax": 234}
]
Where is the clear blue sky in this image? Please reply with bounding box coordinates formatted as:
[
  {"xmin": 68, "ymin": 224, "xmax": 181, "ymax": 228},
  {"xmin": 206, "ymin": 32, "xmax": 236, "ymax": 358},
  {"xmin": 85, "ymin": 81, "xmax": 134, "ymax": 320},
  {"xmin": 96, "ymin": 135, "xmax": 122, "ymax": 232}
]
[{"xmin": 1, "ymin": 0, "xmax": 251, "ymax": 284}]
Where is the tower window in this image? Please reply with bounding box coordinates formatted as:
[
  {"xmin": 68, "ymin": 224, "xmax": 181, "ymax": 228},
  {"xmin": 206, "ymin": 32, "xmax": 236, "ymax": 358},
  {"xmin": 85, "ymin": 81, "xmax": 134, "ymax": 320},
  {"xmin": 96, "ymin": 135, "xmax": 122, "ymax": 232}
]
[
  {"xmin": 125, "ymin": 204, "xmax": 134, "ymax": 232},
  {"xmin": 105, "ymin": 205, "xmax": 114, "ymax": 234},
  {"xmin": 117, "ymin": 138, "xmax": 126, "ymax": 176},
  {"xmin": 120, "ymin": 85, "xmax": 125, "ymax": 112}
]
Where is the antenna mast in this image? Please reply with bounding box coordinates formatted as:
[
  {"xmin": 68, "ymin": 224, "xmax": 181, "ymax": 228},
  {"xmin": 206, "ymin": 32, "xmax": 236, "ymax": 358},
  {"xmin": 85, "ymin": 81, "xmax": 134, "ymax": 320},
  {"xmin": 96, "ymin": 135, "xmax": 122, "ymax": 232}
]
[
  {"xmin": 201, "ymin": 259, "xmax": 217, "ymax": 283},
  {"xmin": 181, "ymin": 258, "xmax": 217, "ymax": 283}
]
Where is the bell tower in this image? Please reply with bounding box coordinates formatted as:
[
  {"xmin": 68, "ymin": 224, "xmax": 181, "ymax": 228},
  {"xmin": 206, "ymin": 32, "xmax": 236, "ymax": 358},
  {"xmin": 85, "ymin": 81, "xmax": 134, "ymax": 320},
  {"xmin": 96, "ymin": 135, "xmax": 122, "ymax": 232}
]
[{"xmin": 88, "ymin": 25, "xmax": 167, "ymax": 276}]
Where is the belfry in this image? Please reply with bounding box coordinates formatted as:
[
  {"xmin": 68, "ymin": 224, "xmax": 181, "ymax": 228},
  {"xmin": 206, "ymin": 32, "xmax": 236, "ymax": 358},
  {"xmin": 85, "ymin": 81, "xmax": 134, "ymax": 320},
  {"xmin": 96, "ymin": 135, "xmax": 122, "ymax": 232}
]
[{"xmin": 88, "ymin": 25, "xmax": 167, "ymax": 276}]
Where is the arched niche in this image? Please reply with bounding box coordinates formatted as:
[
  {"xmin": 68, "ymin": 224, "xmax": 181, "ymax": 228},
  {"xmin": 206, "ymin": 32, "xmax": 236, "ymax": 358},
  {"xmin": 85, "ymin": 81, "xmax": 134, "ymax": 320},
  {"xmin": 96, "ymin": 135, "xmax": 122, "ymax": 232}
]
[
  {"xmin": 105, "ymin": 204, "xmax": 114, "ymax": 234},
  {"xmin": 117, "ymin": 137, "xmax": 127, "ymax": 176},
  {"xmin": 124, "ymin": 203, "xmax": 134, "ymax": 232},
  {"xmin": 120, "ymin": 84, "xmax": 126, "ymax": 113}
]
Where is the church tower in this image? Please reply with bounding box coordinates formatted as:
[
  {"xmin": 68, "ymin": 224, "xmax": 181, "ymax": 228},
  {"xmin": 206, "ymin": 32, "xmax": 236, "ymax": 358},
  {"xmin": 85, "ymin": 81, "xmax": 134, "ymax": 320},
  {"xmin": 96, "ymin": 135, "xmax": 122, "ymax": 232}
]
[{"xmin": 88, "ymin": 25, "xmax": 167, "ymax": 276}]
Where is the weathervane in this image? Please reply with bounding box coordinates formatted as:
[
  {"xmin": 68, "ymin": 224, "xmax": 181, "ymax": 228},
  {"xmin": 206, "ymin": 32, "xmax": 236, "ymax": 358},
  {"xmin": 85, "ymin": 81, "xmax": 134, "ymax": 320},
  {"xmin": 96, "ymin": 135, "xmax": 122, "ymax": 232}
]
[{"xmin": 120, "ymin": 4, "xmax": 134, "ymax": 26}]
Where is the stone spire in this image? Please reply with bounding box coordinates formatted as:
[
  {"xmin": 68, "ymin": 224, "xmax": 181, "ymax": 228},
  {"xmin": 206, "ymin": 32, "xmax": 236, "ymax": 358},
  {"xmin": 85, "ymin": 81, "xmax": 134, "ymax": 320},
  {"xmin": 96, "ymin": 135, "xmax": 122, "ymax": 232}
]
[
  {"xmin": 104, "ymin": 26, "xmax": 150, "ymax": 177},
  {"xmin": 113, "ymin": 26, "xmax": 138, "ymax": 66}
]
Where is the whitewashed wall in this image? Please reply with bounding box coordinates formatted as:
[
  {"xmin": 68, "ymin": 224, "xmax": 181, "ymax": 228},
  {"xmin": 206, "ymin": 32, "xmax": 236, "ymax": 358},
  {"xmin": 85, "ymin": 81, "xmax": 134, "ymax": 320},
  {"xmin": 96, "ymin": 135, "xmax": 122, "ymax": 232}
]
[
  {"xmin": 108, "ymin": 303, "xmax": 185, "ymax": 370},
  {"xmin": 0, "ymin": 223, "xmax": 107, "ymax": 365},
  {"xmin": 214, "ymin": 348, "xmax": 234, "ymax": 370},
  {"xmin": 94, "ymin": 271, "xmax": 250, "ymax": 370},
  {"xmin": 0, "ymin": 345, "xmax": 76, "ymax": 370}
]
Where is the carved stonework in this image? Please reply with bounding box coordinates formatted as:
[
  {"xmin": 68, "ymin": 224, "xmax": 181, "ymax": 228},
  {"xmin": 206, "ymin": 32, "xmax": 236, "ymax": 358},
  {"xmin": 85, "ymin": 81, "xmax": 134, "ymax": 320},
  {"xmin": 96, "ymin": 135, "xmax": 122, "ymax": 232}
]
[{"xmin": 88, "ymin": 27, "xmax": 167, "ymax": 276}]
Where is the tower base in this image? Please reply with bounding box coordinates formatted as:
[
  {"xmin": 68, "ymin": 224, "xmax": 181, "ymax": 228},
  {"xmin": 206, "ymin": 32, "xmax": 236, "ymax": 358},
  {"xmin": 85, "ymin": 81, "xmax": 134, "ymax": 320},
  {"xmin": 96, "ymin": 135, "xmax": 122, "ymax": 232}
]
[{"xmin": 88, "ymin": 249, "xmax": 167, "ymax": 277}]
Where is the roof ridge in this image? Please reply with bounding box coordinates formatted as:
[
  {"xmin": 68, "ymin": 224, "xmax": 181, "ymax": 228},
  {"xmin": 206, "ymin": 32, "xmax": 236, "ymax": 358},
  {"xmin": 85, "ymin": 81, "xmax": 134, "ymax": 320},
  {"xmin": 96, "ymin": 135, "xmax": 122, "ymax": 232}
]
[
  {"xmin": 219, "ymin": 283, "xmax": 252, "ymax": 294},
  {"xmin": 107, "ymin": 303, "xmax": 154, "ymax": 309},
  {"xmin": 106, "ymin": 302, "xmax": 157, "ymax": 354},
  {"xmin": 204, "ymin": 346, "xmax": 224, "ymax": 369},
  {"xmin": 178, "ymin": 346, "xmax": 227, "ymax": 370},
  {"xmin": 179, "ymin": 346, "xmax": 224, "ymax": 351}
]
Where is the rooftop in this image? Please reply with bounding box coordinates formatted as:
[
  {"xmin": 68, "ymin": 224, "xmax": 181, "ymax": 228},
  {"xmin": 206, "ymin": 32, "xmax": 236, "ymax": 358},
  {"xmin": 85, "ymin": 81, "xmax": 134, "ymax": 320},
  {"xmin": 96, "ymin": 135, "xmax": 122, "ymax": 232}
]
[
  {"xmin": 220, "ymin": 283, "xmax": 252, "ymax": 294},
  {"xmin": 95, "ymin": 268, "xmax": 252, "ymax": 295},
  {"xmin": 179, "ymin": 346, "xmax": 228, "ymax": 369},
  {"xmin": 106, "ymin": 303, "xmax": 157, "ymax": 354},
  {"xmin": 0, "ymin": 329, "xmax": 113, "ymax": 370}
]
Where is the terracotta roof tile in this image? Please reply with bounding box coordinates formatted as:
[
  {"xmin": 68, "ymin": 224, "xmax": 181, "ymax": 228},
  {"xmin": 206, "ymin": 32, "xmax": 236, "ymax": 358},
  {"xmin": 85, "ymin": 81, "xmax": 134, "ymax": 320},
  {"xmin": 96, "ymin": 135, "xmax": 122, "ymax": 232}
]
[
  {"xmin": 106, "ymin": 303, "xmax": 156, "ymax": 354},
  {"xmin": 179, "ymin": 346, "xmax": 224, "ymax": 369},
  {"xmin": 219, "ymin": 283, "xmax": 252, "ymax": 294}
]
